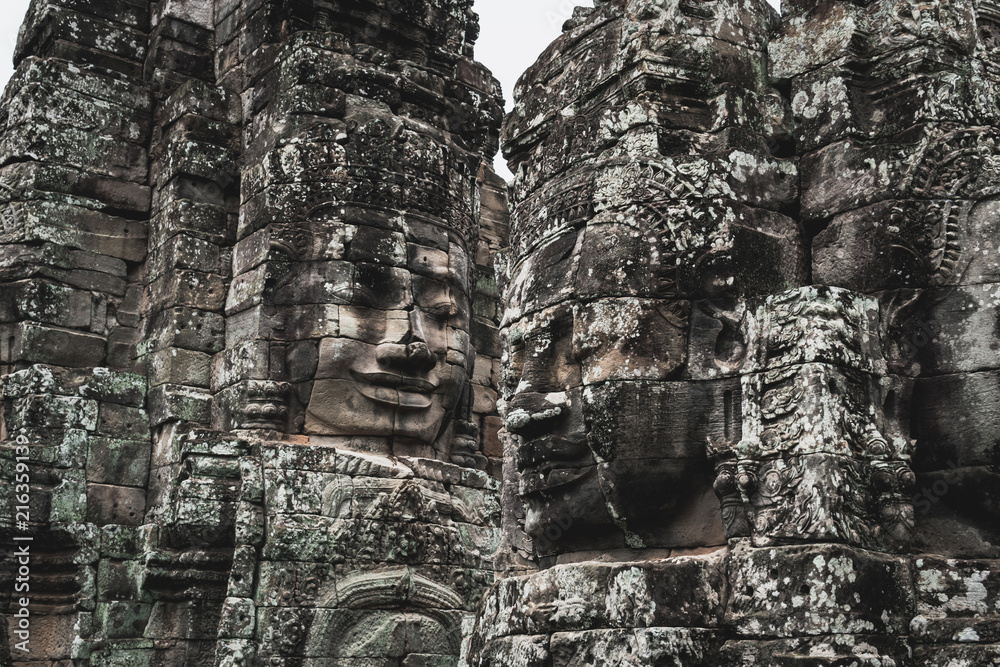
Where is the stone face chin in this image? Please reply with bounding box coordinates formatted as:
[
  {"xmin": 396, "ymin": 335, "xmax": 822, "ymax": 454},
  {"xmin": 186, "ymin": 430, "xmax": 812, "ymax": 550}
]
[{"xmin": 5, "ymin": 0, "xmax": 1000, "ymax": 665}]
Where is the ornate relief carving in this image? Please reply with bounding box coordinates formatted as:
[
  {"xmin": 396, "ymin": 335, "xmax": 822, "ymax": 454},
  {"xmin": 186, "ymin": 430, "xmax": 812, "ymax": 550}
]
[
  {"xmin": 889, "ymin": 127, "xmax": 1000, "ymax": 285},
  {"xmin": 713, "ymin": 287, "xmax": 914, "ymax": 550}
]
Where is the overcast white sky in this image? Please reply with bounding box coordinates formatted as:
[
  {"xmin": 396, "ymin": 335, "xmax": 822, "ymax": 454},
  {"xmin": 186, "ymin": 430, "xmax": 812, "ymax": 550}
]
[
  {"xmin": 0, "ymin": 1, "xmax": 28, "ymax": 94},
  {"xmin": 0, "ymin": 0, "xmax": 779, "ymax": 180}
]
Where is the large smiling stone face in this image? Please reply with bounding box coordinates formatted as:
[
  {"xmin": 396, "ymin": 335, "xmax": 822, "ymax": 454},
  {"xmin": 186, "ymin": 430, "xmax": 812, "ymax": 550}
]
[{"xmin": 300, "ymin": 220, "xmax": 473, "ymax": 456}]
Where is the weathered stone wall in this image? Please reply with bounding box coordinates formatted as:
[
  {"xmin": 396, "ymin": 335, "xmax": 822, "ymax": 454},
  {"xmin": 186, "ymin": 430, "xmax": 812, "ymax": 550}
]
[
  {"xmin": 3, "ymin": 0, "xmax": 1000, "ymax": 665},
  {"xmin": 773, "ymin": 0, "xmax": 1000, "ymax": 662},
  {"xmin": 0, "ymin": 0, "xmax": 155, "ymax": 662},
  {"xmin": 0, "ymin": 0, "xmax": 507, "ymax": 665}
]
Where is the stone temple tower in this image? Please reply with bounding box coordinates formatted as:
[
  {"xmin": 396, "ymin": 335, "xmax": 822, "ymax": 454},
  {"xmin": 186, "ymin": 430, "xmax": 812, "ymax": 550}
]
[{"xmin": 0, "ymin": 0, "xmax": 508, "ymax": 665}]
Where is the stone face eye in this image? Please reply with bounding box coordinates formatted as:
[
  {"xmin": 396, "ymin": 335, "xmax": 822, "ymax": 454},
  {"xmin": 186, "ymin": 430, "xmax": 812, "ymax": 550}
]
[
  {"xmin": 422, "ymin": 300, "xmax": 455, "ymax": 319},
  {"xmin": 349, "ymin": 284, "xmax": 379, "ymax": 308}
]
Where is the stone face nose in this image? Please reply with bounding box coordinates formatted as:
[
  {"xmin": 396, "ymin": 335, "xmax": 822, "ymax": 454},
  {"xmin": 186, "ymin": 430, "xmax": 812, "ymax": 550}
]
[
  {"xmin": 375, "ymin": 308, "xmax": 439, "ymax": 373},
  {"xmin": 375, "ymin": 340, "xmax": 437, "ymax": 373},
  {"xmin": 404, "ymin": 340, "xmax": 437, "ymax": 372}
]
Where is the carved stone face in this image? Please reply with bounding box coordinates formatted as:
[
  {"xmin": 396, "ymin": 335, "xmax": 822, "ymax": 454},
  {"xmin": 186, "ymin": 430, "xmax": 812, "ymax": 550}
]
[
  {"xmin": 503, "ymin": 226, "xmax": 727, "ymax": 555},
  {"xmin": 302, "ymin": 222, "xmax": 472, "ymax": 454}
]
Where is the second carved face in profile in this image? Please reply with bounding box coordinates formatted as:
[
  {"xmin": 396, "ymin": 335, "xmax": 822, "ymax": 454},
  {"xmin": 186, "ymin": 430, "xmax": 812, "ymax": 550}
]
[{"xmin": 502, "ymin": 225, "xmax": 730, "ymax": 557}]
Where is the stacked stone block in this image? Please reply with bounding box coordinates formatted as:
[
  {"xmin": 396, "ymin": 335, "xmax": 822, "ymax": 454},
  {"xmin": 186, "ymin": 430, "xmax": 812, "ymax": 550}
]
[
  {"xmin": 137, "ymin": 427, "xmax": 248, "ymax": 667},
  {"xmin": 467, "ymin": 167, "xmax": 509, "ymax": 476},
  {"xmin": 0, "ymin": 365, "xmax": 149, "ymax": 663},
  {"xmin": 1, "ymin": 1, "xmax": 152, "ymax": 375},
  {"xmin": 126, "ymin": 4, "xmax": 243, "ymax": 664},
  {"xmin": 141, "ymin": 79, "xmax": 236, "ymax": 430},
  {"xmin": 140, "ymin": 0, "xmax": 236, "ymax": 431},
  {"xmin": 473, "ymin": 552, "xmax": 727, "ymax": 665}
]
